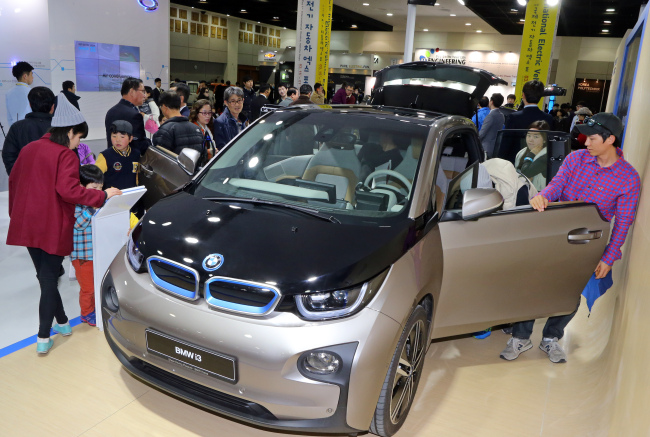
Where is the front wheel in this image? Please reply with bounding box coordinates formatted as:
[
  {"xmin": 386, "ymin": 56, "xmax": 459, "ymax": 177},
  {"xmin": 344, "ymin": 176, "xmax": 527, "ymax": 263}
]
[{"xmin": 370, "ymin": 305, "xmax": 429, "ymax": 437}]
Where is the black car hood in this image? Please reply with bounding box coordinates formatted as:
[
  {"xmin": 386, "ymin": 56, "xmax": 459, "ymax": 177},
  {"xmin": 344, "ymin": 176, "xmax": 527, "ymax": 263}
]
[{"xmin": 138, "ymin": 192, "xmax": 415, "ymax": 295}]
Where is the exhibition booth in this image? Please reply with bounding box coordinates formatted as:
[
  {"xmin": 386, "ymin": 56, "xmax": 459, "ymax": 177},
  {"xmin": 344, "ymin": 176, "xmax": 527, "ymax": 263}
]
[{"xmin": 2, "ymin": 0, "xmax": 650, "ymax": 435}]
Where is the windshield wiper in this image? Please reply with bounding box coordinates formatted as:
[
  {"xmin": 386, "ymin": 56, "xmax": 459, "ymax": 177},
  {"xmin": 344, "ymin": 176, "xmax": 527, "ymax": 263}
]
[{"xmin": 202, "ymin": 196, "xmax": 341, "ymax": 224}]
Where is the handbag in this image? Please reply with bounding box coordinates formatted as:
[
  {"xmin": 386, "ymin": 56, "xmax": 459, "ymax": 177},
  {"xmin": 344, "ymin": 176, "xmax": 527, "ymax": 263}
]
[{"xmin": 145, "ymin": 116, "xmax": 159, "ymax": 134}]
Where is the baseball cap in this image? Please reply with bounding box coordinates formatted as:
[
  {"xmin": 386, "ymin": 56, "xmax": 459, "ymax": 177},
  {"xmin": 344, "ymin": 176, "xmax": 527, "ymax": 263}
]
[
  {"xmin": 576, "ymin": 112, "xmax": 623, "ymax": 138},
  {"xmin": 110, "ymin": 120, "xmax": 133, "ymax": 136}
]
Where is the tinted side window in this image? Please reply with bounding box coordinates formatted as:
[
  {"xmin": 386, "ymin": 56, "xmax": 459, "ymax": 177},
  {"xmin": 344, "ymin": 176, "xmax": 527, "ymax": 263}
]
[
  {"xmin": 435, "ymin": 130, "xmax": 482, "ymax": 208},
  {"xmin": 493, "ymin": 130, "xmax": 571, "ymax": 192}
]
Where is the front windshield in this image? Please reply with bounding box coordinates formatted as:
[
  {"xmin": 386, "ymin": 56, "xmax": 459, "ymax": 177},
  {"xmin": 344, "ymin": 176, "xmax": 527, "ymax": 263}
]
[{"xmin": 191, "ymin": 109, "xmax": 431, "ymax": 224}]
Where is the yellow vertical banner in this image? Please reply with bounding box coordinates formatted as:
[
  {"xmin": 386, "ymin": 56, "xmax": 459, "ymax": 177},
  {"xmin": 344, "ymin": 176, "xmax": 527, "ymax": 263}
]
[
  {"xmin": 514, "ymin": 0, "xmax": 560, "ymax": 109},
  {"xmin": 316, "ymin": 0, "xmax": 333, "ymax": 97}
]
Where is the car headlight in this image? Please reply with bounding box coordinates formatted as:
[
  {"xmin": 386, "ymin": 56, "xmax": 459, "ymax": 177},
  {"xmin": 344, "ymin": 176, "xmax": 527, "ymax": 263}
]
[
  {"xmin": 295, "ymin": 270, "xmax": 388, "ymax": 321},
  {"xmin": 126, "ymin": 220, "xmax": 145, "ymax": 273}
]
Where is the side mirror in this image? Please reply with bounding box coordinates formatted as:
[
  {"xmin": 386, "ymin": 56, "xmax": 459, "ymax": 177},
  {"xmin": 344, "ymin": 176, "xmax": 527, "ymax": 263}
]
[
  {"xmin": 462, "ymin": 188, "xmax": 504, "ymax": 220},
  {"xmin": 177, "ymin": 148, "xmax": 201, "ymax": 175}
]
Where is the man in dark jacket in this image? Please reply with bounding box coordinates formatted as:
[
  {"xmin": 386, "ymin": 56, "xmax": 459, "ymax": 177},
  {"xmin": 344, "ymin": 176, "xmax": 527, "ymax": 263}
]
[
  {"xmin": 62, "ymin": 80, "xmax": 81, "ymax": 110},
  {"xmin": 498, "ymin": 80, "xmax": 555, "ymax": 163},
  {"xmin": 170, "ymin": 82, "xmax": 191, "ymax": 117},
  {"xmin": 242, "ymin": 75, "xmax": 255, "ymax": 119},
  {"xmin": 250, "ymin": 83, "xmax": 271, "ymax": 121},
  {"xmin": 152, "ymin": 91, "xmax": 204, "ymax": 155},
  {"xmin": 290, "ymin": 84, "xmax": 315, "ymax": 106},
  {"xmin": 105, "ymin": 77, "xmax": 151, "ymax": 153},
  {"xmin": 215, "ymin": 86, "xmax": 248, "ymax": 150},
  {"xmin": 2, "ymin": 86, "xmax": 55, "ymax": 175},
  {"xmin": 151, "ymin": 78, "xmax": 164, "ymax": 106},
  {"xmin": 504, "ymin": 80, "xmax": 554, "ymax": 130}
]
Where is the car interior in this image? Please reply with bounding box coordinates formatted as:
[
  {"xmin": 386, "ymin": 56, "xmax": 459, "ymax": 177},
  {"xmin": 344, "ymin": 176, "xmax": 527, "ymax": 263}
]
[{"xmin": 193, "ymin": 112, "xmax": 431, "ymax": 216}]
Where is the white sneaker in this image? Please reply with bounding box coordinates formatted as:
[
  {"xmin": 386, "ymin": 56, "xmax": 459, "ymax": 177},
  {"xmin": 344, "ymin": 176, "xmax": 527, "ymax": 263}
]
[
  {"xmin": 500, "ymin": 337, "xmax": 532, "ymax": 361},
  {"xmin": 539, "ymin": 338, "xmax": 567, "ymax": 363}
]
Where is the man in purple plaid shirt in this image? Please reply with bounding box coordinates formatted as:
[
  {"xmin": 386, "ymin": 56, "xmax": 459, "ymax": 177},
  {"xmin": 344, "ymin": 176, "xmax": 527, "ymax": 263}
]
[{"xmin": 501, "ymin": 112, "xmax": 641, "ymax": 364}]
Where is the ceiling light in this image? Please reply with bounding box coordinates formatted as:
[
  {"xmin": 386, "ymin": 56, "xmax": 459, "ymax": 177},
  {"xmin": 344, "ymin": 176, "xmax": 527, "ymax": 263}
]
[
  {"xmin": 386, "ymin": 12, "xmax": 393, "ymax": 16},
  {"xmin": 240, "ymin": 9, "xmax": 246, "ymax": 12},
  {"xmin": 517, "ymin": 0, "xmax": 527, "ymax": 5},
  {"xmin": 450, "ymin": 14, "xmax": 456, "ymax": 16},
  {"xmin": 602, "ymin": 29, "xmax": 609, "ymax": 32},
  {"xmin": 363, "ymin": 2, "xmax": 369, "ymax": 5},
  {"xmin": 604, "ymin": 20, "xmax": 611, "ymax": 24},
  {"xmin": 434, "ymin": 2, "xmax": 440, "ymax": 5},
  {"xmin": 547, "ymin": 0, "xmax": 558, "ymax": 6},
  {"xmin": 423, "ymin": 28, "xmax": 429, "ymax": 31},
  {"xmin": 520, "ymin": 19, "xmax": 525, "ymax": 21},
  {"xmin": 458, "ymin": 0, "xmax": 465, "ymax": 5},
  {"xmin": 606, "ymin": 8, "xmax": 615, "ymax": 12},
  {"xmin": 351, "ymin": 24, "xmax": 357, "ymax": 28},
  {"xmin": 466, "ymin": 23, "xmax": 471, "ymax": 25},
  {"xmin": 511, "ymin": 8, "xmax": 518, "ymax": 12},
  {"xmin": 476, "ymin": 30, "xmax": 482, "ymax": 33}
]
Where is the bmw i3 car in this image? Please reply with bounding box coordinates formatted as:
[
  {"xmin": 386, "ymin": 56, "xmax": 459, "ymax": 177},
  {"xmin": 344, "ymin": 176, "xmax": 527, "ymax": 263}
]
[{"xmin": 102, "ymin": 64, "xmax": 609, "ymax": 436}]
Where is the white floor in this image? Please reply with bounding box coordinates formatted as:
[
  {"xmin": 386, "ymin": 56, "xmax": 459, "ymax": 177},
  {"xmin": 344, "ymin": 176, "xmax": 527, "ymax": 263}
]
[{"xmin": 0, "ymin": 191, "xmax": 83, "ymax": 350}]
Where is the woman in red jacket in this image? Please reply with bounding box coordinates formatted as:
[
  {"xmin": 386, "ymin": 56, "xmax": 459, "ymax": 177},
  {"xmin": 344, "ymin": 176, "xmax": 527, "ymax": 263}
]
[{"xmin": 6, "ymin": 93, "xmax": 121, "ymax": 354}]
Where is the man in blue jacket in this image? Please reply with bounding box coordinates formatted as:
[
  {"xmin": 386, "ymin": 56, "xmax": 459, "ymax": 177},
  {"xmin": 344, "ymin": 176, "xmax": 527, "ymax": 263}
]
[
  {"xmin": 215, "ymin": 87, "xmax": 248, "ymax": 151},
  {"xmin": 471, "ymin": 96, "xmax": 490, "ymax": 131}
]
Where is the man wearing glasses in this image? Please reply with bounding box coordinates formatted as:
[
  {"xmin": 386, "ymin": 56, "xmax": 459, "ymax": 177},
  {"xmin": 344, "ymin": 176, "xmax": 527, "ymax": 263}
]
[
  {"xmin": 105, "ymin": 77, "xmax": 151, "ymax": 153},
  {"xmin": 501, "ymin": 112, "xmax": 641, "ymax": 364},
  {"xmin": 215, "ymin": 86, "xmax": 248, "ymax": 150}
]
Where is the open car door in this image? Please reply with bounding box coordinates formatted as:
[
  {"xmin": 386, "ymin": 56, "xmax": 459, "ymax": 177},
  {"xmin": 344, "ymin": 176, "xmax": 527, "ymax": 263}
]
[
  {"xmin": 139, "ymin": 146, "xmax": 194, "ymax": 210},
  {"xmin": 431, "ymin": 163, "xmax": 610, "ymax": 339}
]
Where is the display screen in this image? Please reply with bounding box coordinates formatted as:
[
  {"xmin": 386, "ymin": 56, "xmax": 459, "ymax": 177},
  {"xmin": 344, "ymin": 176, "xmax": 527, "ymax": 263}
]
[{"xmin": 74, "ymin": 41, "xmax": 140, "ymax": 92}]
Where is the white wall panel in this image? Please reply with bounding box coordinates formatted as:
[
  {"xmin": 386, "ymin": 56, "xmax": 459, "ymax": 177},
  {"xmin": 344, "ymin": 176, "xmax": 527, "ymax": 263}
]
[
  {"xmin": 0, "ymin": 0, "xmax": 51, "ymax": 190},
  {"xmin": 49, "ymin": 0, "xmax": 170, "ymax": 141}
]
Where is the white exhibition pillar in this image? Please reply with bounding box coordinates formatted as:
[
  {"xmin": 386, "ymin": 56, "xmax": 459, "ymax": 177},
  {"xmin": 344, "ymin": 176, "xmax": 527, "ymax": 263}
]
[
  {"xmin": 92, "ymin": 187, "xmax": 146, "ymax": 330},
  {"xmin": 403, "ymin": 3, "xmax": 417, "ymax": 63}
]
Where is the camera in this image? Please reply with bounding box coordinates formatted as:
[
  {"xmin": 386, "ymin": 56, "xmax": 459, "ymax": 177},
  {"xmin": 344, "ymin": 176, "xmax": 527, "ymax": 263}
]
[{"xmin": 543, "ymin": 86, "xmax": 567, "ymax": 96}]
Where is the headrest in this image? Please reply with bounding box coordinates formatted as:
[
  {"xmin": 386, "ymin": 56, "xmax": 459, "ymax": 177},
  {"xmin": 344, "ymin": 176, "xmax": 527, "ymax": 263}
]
[{"xmin": 327, "ymin": 133, "xmax": 357, "ymax": 150}]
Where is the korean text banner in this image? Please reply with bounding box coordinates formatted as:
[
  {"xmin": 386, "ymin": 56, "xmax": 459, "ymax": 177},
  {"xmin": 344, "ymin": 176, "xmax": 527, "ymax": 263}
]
[
  {"xmin": 513, "ymin": 0, "xmax": 559, "ymax": 108},
  {"xmin": 316, "ymin": 0, "xmax": 333, "ymax": 95},
  {"xmin": 295, "ymin": 0, "xmax": 333, "ymax": 91}
]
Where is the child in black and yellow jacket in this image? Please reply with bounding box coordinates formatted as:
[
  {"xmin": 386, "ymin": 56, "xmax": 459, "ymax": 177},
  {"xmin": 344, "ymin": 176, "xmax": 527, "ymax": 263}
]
[{"xmin": 96, "ymin": 120, "xmax": 140, "ymax": 190}]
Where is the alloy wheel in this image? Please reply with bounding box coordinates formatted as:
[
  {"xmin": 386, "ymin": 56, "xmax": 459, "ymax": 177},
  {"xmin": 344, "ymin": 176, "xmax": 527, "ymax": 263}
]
[{"xmin": 389, "ymin": 319, "xmax": 426, "ymax": 424}]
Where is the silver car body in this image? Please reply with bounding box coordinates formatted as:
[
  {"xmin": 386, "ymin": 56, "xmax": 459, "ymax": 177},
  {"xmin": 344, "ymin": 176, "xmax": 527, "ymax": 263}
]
[{"xmin": 104, "ymin": 106, "xmax": 609, "ymax": 435}]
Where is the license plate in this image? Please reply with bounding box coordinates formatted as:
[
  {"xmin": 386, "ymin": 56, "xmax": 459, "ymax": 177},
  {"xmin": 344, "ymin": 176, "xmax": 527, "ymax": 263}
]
[{"xmin": 146, "ymin": 329, "xmax": 237, "ymax": 382}]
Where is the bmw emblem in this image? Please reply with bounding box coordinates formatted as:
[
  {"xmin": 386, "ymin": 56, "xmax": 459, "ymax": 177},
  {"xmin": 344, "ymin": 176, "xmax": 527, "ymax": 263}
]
[{"xmin": 203, "ymin": 253, "xmax": 224, "ymax": 271}]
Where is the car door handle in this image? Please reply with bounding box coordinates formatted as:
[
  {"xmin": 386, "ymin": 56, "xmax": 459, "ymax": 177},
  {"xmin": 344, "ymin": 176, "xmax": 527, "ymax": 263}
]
[
  {"xmin": 567, "ymin": 228, "xmax": 603, "ymax": 244},
  {"xmin": 141, "ymin": 164, "xmax": 154, "ymax": 177}
]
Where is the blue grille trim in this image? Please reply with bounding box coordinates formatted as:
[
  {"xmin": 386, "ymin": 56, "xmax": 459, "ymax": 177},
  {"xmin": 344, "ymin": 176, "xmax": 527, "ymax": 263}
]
[
  {"xmin": 147, "ymin": 256, "xmax": 200, "ymax": 301},
  {"xmin": 204, "ymin": 277, "xmax": 282, "ymax": 316}
]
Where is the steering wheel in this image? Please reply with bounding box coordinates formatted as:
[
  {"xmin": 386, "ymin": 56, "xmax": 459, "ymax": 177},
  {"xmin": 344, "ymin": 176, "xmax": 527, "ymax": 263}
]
[{"xmin": 364, "ymin": 170, "xmax": 413, "ymax": 196}]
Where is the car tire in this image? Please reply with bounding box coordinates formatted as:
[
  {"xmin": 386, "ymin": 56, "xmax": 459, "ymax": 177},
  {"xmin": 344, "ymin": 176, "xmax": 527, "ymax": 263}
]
[{"xmin": 369, "ymin": 305, "xmax": 429, "ymax": 437}]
